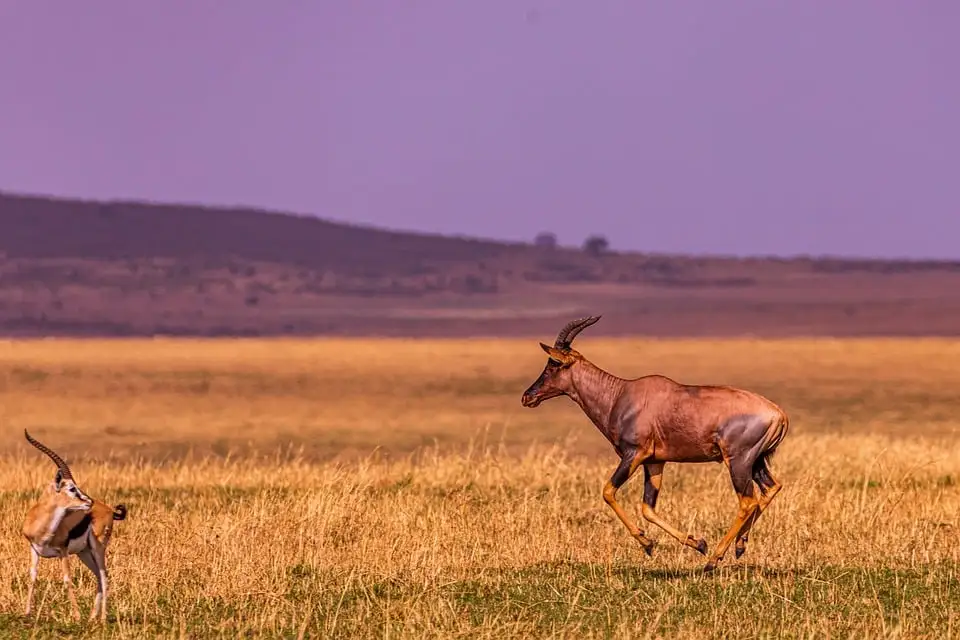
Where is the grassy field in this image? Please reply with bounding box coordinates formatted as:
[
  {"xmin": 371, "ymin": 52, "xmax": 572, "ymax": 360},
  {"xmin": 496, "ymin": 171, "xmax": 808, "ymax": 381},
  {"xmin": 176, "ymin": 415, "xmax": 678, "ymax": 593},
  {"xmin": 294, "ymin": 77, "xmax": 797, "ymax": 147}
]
[{"xmin": 0, "ymin": 337, "xmax": 959, "ymax": 638}]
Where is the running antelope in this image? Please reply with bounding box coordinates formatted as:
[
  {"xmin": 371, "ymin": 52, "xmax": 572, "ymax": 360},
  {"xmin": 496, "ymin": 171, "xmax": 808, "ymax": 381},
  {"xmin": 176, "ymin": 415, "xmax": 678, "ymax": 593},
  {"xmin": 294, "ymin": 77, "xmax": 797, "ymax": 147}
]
[
  {"xmin": 21, "ymin": 430, "xmax": 127, "ymax": 622},
  {"xmin": 521, "ymin": 316, "xmax": 789, "ymax": 571}
]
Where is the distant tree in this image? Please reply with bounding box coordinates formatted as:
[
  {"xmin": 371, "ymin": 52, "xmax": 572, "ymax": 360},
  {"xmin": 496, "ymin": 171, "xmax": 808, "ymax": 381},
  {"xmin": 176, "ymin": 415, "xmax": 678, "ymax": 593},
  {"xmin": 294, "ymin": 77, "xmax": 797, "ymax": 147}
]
[
  {"xmin": 534, "ymin": 231, "xmax": 558, "ymax": 250},
  {"xmin": 582, "ymin": 235, "xmax": 609, "ymax": 257}
]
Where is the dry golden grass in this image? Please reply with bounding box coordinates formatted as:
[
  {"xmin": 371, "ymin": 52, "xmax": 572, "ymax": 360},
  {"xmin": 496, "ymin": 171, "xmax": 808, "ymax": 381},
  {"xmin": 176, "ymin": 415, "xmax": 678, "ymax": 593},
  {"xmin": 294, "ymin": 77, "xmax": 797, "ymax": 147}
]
[{"xmin": 0, "ymin": 338, "xmax": 958, "ymax": 638}]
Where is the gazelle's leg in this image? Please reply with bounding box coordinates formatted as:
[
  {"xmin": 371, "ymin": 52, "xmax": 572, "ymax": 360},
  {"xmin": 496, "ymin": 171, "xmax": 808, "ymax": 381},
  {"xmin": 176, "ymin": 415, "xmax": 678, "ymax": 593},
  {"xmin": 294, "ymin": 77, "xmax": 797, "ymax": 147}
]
[
  {"xmin": 24, "ymin": 547, "xmax": 40, "ymax": 616},
  {"xmin": 98, "ymin": 554, "xmax": 108, "ymax": 623},
  {"xmin": 639, "ymin": 463, "xmax": 708, "ymax": 555},
  {"xmin": 602, "ymin": 450, "xmax": 655, "ymax": 555},
  {"xmin": 78, "ymin": 549, "xmax": 106, "ymax": 622},
  {"xmin": 60, "ymin": 555, "xmax": 81, "ymax": 620}
]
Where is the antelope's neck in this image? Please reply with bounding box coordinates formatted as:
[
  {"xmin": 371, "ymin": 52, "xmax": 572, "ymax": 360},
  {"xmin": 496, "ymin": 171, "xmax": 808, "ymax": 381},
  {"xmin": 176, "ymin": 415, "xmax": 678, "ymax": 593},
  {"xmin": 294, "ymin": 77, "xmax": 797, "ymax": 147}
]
[{"xmin": 567, "ymin": 361, "xmax": 626, "ymax": 439}]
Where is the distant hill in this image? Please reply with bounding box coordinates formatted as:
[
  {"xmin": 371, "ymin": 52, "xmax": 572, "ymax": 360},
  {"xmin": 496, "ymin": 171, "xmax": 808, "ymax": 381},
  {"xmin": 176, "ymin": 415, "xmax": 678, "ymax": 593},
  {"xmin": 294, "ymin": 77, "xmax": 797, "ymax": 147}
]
[{"xmin": 2, "ymin": 191, "xmax": 959, "ymax": 337}]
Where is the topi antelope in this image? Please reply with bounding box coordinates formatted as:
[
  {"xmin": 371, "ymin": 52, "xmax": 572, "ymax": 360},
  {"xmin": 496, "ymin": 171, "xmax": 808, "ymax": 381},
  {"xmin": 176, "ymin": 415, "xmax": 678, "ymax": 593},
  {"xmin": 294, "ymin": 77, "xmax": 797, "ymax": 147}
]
[
  {"xmin": 521, "ymin": 316, "xmax": 789, "ymax": 571},
  {"xmin": 21, "ymin": 429, "xmax": 128, "ymax": 622}
]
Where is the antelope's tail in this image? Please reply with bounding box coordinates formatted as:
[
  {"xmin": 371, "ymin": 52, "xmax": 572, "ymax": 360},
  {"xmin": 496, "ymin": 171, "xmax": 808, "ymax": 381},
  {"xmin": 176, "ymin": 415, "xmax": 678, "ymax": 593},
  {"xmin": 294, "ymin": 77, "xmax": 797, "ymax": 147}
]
[{"xmin": 113, "ymin": 504, "xmax": 128, "ymax": 521}]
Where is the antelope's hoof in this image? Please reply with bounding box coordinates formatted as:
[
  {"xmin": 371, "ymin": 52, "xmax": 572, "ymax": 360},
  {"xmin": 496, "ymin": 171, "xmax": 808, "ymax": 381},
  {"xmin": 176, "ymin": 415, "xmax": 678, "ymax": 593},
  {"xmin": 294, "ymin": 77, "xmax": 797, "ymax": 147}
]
[
  {"xmin": 643, "ymin": 541, "xmax": 655, "ymax": 557},
  {"xmin": 695, "ymin": 538, "xmax": 708, "ymax": 556},
  {"xmin": 703, "ymin": 560, "xmax": 718, "ymax": 573},
  {"xmin": 735, "ymin": 544, "xmax": 747, "ymax": 559}
]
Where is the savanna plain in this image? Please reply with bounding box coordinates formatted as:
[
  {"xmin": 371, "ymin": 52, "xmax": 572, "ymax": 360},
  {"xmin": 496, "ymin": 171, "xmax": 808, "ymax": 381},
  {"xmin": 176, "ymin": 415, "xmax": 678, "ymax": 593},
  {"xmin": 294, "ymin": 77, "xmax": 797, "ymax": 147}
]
[{"xmin": 0, "ymin": 337, "xmax": 959, "ymax": 638}]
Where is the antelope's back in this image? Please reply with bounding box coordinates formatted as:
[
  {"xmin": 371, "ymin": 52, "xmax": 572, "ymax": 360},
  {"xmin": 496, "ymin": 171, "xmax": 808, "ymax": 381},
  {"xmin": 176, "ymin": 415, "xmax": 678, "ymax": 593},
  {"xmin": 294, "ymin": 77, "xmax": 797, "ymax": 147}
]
[{"xmin": 670, "ymin": 380, "xmax": 786, "ymax": 426}]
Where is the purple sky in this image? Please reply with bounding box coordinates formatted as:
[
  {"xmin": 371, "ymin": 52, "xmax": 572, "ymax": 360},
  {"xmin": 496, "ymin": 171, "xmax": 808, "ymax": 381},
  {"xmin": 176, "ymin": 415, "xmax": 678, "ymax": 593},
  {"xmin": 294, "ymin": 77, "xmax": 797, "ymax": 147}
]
[{"xmin": 1, "ymin": 3, "xmax": 957, "ymax": 259}]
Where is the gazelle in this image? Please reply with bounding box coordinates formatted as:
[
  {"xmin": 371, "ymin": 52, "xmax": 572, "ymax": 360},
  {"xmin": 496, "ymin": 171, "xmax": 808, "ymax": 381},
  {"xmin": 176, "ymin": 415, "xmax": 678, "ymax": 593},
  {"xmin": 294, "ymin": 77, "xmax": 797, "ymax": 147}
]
[
  {"xmin": 21, "ymin": 429, "xmax": 128, "ymax": 622},
  {"xmin": 521, "ymin": 316, "xmax": 789, "ymax": 571}
]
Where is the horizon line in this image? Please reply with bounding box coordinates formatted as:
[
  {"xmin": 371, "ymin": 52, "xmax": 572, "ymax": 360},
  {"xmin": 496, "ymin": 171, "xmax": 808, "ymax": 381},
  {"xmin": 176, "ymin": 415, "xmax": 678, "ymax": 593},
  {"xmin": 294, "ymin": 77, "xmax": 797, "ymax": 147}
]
[{"xmin": 2, "ymin": 187, "xmax": 957, "ymax": 265}]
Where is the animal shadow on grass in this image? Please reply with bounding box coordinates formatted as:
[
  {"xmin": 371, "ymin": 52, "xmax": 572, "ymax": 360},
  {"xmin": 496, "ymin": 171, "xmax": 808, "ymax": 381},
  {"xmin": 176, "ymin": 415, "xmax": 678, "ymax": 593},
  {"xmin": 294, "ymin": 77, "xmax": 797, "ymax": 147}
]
[
  {"xmin": 640, "ymin": 564, "xmax": 794, "ymax": 581},
  {"xmin": 529, "ymin": 560, "xmax": 793, "ymax": 583},
  {"xmin": 3, "ymin": 612, "xmax": 92, "ymax": 635}
]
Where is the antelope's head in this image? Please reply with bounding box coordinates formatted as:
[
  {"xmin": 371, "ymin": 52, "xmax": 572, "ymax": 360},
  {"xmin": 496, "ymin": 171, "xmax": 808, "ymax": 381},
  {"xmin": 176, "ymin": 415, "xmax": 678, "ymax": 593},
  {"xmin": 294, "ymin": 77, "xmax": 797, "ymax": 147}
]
[
  {"xmin": 25, "ymin": 430, "xmax": 93, "ymax": 512},
  {"xmin": 521, "ymin": 316, "xmax": 600, "ymax": 408}
]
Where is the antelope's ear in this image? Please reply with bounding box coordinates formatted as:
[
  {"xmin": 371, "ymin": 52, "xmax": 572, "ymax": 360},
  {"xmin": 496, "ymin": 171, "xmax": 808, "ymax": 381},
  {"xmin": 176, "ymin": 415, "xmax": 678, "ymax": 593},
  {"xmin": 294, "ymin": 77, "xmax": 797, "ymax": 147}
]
[
  {"xmin": 53, "ymin": 470, "xmax": 63, "ymax": 491},
  {"xmin": 539, "ymin": 343, "xmax": 574, "ymax": 364}
]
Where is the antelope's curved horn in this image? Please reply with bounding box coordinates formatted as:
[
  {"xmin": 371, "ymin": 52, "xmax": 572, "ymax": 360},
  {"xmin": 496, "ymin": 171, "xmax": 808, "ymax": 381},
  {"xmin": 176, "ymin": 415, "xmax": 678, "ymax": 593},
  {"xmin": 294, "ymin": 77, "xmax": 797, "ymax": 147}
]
[
  {"xmin": 554, "ymin": 315, "xmax": 602, "ymax": 349},
  {"xmin": 24, "ymin": 429, "xmax": 74, "ymax": 481}
]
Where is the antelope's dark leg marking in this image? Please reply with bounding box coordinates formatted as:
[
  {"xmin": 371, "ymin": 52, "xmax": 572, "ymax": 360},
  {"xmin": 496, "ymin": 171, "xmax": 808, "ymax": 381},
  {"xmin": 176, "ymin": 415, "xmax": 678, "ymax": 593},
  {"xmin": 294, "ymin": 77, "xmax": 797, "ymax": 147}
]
[
  {"xmin": 602, "ymin": 449, "xmax": 655, "ymax": 555},
  {"xmin": 640, "ymin": 463, "xmax": 708, "ymax": 555}
]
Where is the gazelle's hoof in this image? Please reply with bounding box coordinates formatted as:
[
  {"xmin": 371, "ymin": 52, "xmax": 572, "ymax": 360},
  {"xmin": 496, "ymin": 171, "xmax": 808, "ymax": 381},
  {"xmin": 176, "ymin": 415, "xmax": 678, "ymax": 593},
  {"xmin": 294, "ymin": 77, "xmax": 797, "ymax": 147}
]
[
  {"xmin": 703, "ymin": 560, "xmax": 718, "ymax": 573},
  {"xmin": 735, "ymin": 545, "xmax": 747, "ymax": 559},
  {"xmin": 642, "ymin": 541, "xmax": 655, "ymax": 557}
]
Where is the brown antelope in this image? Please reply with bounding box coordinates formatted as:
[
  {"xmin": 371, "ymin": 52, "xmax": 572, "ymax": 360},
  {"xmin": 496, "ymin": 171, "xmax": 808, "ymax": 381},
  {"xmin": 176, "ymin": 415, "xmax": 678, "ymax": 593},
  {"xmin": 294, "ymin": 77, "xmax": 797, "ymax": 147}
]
[
  {"xmin": 21, "ymin": 430, "xmax": 127, "ymax": 622},
  {"xmin": 521, "ymin": 316, "xmax": 789, "ymax": 571}
]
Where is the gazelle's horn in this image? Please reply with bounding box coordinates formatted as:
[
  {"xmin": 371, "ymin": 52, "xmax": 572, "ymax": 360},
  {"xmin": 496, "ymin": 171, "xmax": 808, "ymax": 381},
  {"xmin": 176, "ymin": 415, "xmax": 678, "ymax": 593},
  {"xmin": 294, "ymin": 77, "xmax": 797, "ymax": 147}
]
[
  {"xmin": 24, "ymin": 429, "xmax": 74, "ymax": 481},
  {"xmin": 554, "ymin": 316, "xmax": 601, "ymax": 349}
]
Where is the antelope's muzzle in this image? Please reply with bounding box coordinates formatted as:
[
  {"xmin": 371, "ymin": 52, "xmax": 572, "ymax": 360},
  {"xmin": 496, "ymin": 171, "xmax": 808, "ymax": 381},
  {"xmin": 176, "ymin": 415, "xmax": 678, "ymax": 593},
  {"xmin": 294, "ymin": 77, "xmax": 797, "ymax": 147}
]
[
  {"xmin": 73, "ymin": 499, "xmax": 93, "ymax": 512},
  {"xmin": 521, "ymin": 385, "xmax": 543, "ymax": 408}
]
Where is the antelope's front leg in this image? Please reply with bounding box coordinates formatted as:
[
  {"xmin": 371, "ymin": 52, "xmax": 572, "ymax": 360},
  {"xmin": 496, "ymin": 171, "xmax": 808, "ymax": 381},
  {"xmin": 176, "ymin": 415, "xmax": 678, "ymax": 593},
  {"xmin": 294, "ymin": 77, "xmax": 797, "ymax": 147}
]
[
  {"xmin": 24, "ymin": 548, "xmax": 40, "ymax": 617},
  {"xmin": 639, "ymin": 463, "xmax": 708, "ymax": 555},
  {"xmin": 602, "ymin": 451, "xmax": 655, "ymax": 555},
  {"xmin": 60, "ymin": 556, "xmax": 81, "ymax": 621}
]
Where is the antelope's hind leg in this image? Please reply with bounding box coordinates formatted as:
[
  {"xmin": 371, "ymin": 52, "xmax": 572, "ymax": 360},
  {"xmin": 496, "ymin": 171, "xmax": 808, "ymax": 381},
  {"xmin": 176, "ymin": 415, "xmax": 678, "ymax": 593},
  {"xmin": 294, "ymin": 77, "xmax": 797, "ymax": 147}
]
[
  {"xmin": 78, "ymin": 548, "xmax": 108, "ymax": 622},
  {"xmin": 602, "ymin": 451, "xmax": 656, "ymax": 555},
  {"xmin": 704, "ymin": 457, "xmax": 760, "ymax": 572},
  {"xmin": 704, "ymin": 459, "xmax": 783, "ymax": 571},
  {"xmin": 734, "ymin": 455, "xmax": 783, "ymax": 559},
  {"xmin": 704, "ymin": 414, "xmax": 784, "ymax": 571},
  {"xmin": 640, "ymin": 463, "xmax": 708, "ymax": 555}
]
